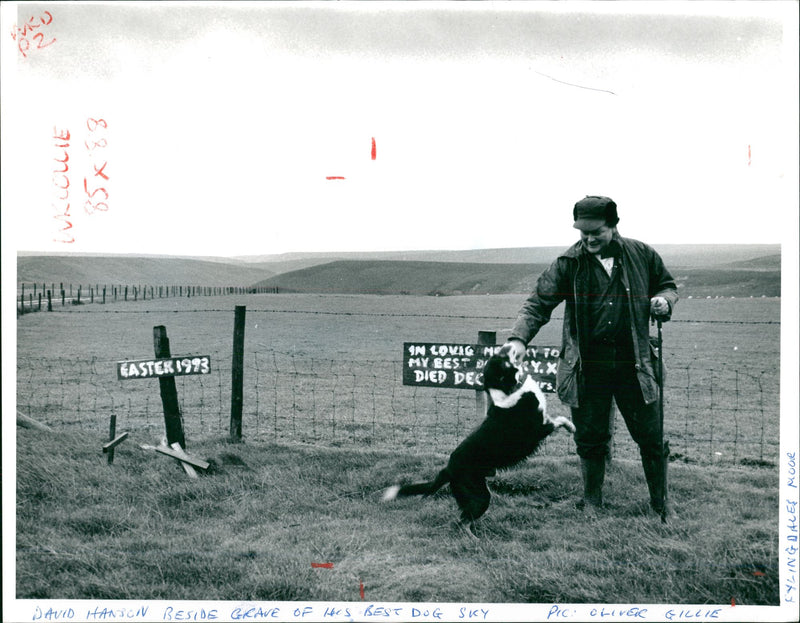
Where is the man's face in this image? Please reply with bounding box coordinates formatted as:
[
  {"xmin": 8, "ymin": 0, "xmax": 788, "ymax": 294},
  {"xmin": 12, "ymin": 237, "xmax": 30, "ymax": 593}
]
[{"xmin": 578, "ymin": 224, "xmax": 614, "ymax": 255}]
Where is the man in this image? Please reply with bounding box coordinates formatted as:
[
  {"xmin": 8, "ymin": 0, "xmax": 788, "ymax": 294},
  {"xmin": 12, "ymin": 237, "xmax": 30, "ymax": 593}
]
[{"xmin": 505, "ymin": 195, "xmax": 678, "ymax": 515}]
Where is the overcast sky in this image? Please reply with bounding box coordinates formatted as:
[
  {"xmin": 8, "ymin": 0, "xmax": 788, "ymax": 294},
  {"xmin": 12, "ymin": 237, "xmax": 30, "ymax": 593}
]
[{"xmin": 1, "ymin": 1, "xmax": 797, "ymax": 256}]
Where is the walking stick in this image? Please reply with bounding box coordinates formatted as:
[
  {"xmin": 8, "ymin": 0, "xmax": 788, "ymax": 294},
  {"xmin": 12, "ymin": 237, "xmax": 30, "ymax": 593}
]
[{"xmin": 657, "ymin": 318, "xmax": 668, "ymax": 523}]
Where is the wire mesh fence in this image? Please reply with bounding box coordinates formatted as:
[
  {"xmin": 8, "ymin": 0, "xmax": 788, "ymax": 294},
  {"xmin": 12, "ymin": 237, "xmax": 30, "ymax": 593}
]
[{"xmin": 16, "ymin": 346, "xmax": 780, "ymax": 466}]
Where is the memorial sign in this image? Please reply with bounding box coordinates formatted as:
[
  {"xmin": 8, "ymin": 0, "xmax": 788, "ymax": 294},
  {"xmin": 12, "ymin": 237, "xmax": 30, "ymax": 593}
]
[{"xmin": 402, "ymin": 343, "xmax": 558, "ymax": 392}]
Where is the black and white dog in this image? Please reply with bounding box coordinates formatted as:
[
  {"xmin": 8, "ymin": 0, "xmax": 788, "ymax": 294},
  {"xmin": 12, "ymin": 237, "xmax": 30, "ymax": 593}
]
[{"xmin": 382, "ymin": 344, "xmax": 575, "ymax": 537}]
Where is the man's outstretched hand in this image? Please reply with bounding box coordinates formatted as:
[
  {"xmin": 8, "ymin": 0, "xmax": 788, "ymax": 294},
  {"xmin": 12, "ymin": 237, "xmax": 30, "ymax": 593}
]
[{"xmin": 505, "ymin": 339, "xmax": 526, "ymax": 364}]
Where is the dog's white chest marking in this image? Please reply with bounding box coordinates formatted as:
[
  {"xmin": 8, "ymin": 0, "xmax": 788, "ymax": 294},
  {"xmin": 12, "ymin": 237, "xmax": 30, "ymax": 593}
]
[
  {"xmin": 487, "ymin": 375, "xmax": 547, "ymax": 421},
  {"xmin": 522, "ymin": 376, "xmax": 548, "ymax": 421}
]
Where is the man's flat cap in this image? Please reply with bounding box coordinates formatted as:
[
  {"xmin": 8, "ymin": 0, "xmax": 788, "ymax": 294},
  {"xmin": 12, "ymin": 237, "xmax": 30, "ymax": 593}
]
[{"xmin": 573, "ymin": 196, "xmax": 617, "ymax": 230}]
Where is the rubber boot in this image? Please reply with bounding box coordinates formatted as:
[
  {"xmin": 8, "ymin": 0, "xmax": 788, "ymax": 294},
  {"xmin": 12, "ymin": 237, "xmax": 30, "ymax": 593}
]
[
  {"xmin": 641, "ymin": 451, "xmax": 668, "ymax": 518},
  {"xmin": 580, "ymin": 457, "xmax": 606, "ymax": 509}
]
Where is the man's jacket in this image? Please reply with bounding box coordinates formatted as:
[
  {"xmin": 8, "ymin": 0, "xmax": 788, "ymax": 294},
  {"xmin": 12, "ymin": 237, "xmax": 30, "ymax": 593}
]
[{"xmin": 509, "ymin": 233, "xmax": 678, "ymax": 407}]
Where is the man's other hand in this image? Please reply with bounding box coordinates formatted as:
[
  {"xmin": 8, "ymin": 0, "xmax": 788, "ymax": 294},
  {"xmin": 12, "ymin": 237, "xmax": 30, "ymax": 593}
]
[{"xmin": 650, "ymin": 296, "xmax": 670, "ymax": 319}]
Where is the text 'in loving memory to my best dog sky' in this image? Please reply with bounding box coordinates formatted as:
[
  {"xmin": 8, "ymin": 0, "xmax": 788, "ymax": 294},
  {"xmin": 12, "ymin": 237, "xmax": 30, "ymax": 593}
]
[{"xmin": 403, "ymin": 343, "xmax": 559, "ymax": 391}]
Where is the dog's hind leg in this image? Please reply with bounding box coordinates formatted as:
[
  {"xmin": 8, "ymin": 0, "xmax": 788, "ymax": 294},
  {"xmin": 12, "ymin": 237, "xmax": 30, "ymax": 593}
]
[
  {"xmin": 455, "ymin": 518, "xmax": 479, "ymax": 541},
  {"xmin": 450, "ymin": 473, "xmax": 491, "ymax": 534}
]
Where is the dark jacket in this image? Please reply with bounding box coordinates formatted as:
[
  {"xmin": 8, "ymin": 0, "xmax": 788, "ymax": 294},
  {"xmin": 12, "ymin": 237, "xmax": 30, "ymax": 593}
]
[{"xmin": 509, "ymin": 233, "xmax": 678, "ymax": 407}]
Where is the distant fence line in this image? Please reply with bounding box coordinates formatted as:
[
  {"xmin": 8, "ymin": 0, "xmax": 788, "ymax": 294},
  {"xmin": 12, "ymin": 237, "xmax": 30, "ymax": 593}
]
[
  {"xmin": 16, "ymin": 347, "xmax": 780, "ymax": 467},
  {"xmin": 17, "ymin": 282, "xmax": 781, "ymax": 317},
  {"xmin": 16, "ymin": 283, "xmax": 278, "ymax": 313},
  {"xmin": 15, "ymin": 296, "xmax": 781, "ymax": 328}
]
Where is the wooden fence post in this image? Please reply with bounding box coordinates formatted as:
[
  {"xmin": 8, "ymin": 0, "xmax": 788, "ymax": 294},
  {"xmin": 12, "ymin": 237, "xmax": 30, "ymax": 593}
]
[
  {"xmin": 103, "ymin": 413, "xmax": 129, "ymax": 465},
  {"xmin": 108, "ymin": 414, "xmax": 117, "ymax": 464},
  {"xmin": 47, "ymin": 290, "xmax": 52, "ymax": 312},
  {"xmin": 476, "ymin": 331, "xmax": 496, "ymax": 419},
  {"xmin": 230, "ymin": 305, "xmax": 246, "ymax": 442},
  {"xmin": 153, "ymin": 326, "xmax": 186, "ymax": 449}
]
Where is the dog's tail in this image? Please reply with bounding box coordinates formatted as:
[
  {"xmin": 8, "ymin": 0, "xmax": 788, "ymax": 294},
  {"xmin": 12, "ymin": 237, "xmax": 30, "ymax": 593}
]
[{"xmin": 382, "ymin": 468, "xmax": 450, "ymax": 501}]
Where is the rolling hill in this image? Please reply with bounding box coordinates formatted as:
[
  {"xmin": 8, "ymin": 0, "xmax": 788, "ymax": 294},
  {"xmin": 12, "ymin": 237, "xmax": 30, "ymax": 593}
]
[
  {"xmin": 17, "ymin": 244, "xmax": 782, "ymax": 298},
  {"xmin": 250, "ymin": 260, "xmax": 552, "ymax": 296},
  {"xmin": 16, "ymin": 255, "xmax": 274, "ymax": 288},
  {"xmin": 230, "ymin": 243, "xmax": 781, "ymax": 271},
  {"xmin": 721, "ymin": 254, "xmax": 780, "ymax": 271},
  {"xmin": 251, "ymin": 258, "xmax": 781, "ymax": 298}
]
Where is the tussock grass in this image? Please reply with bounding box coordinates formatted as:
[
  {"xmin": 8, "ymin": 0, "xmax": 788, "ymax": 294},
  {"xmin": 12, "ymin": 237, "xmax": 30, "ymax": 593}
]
[{"xmin": 16, "ymin": 426, "xmax": 778, "ymax": 604}]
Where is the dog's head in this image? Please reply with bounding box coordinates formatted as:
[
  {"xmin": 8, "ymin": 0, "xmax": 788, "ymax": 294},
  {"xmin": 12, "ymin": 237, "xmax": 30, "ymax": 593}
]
[{"xmin": 482, "ymin": 345, "xmax": 522, "ymax": 396}]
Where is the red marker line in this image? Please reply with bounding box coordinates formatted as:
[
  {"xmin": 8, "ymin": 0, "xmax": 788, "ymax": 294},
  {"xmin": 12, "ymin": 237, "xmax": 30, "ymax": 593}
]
[
  {"xmin": 359, "ymin": 580, "xmax": 365, "ymax": 600},
  {"xmin": 311, "ymin": 562, "xmax": 334, "ymax": 569},
  {"xmin": 326, "ymin": 176, "xmax": 345, "ymax": 180},
  {"xmin": 371, "ymin": 137, "xmax": 377, "ymax": 160}
]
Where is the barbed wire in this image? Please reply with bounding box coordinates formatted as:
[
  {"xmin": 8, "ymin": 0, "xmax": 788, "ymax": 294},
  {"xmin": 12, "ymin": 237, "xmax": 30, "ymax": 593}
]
[{"xmin": 16, "ymin": 348, "xmax": 780, "ymax": 466}]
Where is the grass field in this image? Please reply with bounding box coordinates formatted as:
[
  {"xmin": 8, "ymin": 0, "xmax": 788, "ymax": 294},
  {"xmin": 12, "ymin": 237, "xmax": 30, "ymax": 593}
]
[
  {"xmin": 15, "ymin": 291, "xmax": 781, "ymax": 363},
  {"xmin": 15, "ymin": 426, "xmax": 779, "ymax": 605},
  {"xmin": 11, "ymin": 292, "xmax": 787, "ymax": 619}
]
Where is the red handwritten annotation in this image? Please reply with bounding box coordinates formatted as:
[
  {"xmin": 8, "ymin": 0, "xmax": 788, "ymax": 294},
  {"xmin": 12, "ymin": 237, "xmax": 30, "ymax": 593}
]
[
  {"xmin": 51, "ymin": 118, "xmax": 110, "ymax": 244},
  {"xmin": 325, "ymin": 137, "xmax": 376, "ymax": 180},
  {"xmin": 310, "ymin": 562, "xmax": 334, "ymax": 569},
  {"xmin": 11, "ymin": 11, "xmax": 55, "ymax": 58},
  {"xmin": 52, "ymin": 127, "xmax": 73, "ymax": 243},
  {"xmin": 84, "ymin": 118, "xmax": 110, "ymax": 215}
]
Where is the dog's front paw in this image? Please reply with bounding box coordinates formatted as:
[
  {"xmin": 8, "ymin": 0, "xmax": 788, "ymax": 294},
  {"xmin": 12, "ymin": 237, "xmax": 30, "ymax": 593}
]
[
  {"xmin": 552, "ymin": 417, "xmax": 576, "ymax": 433},
  {"xmin": 521, "ymin": 376, "xmax": 538, "ymax": 392}
]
